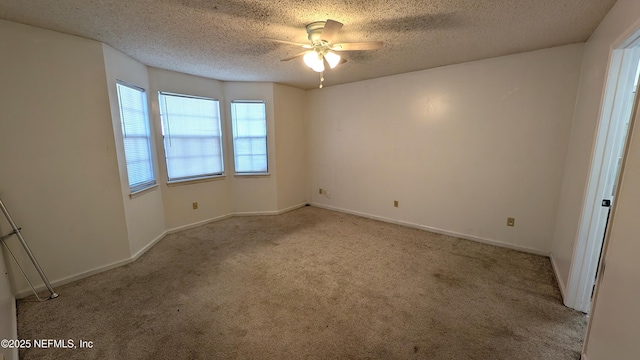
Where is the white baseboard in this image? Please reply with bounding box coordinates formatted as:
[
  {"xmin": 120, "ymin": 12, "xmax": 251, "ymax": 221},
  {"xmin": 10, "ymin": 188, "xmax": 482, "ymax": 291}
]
[
  {"xmin": 14, "ymin": 256, "xmax": 133, "ymax": 299},
  {"xmin": 25, "ymin": 201, "xmax": 543, "ymax": 300},
  {"xmin": 166, "ymin": 214, "xmax": 233, "ymax": 234},
  {"xmin": 14, "ymin": 201, "xmax": 548, "ymax": 299},
  {"xmin": 311, "ymin": 203, "xmax": 550, "ymax": 257},
  {"xmin": 15, "ymin": 203, "xmax": 310, "ymax": 298},
  {"xmin": 17, "ymin": 230, "xmax": 168, "ymax": 297},
  {"xmin": 233, "ymin": 210, "xmax": 280, "ymax": 216},
  {"xmin": 234, "ymin": 203, "xmax": 308, "ymax": 217},
  {"xmin": 131, "ymin": 231, "xmax": 167, "ymax": 262},
  {"xmin": 278, "ymin": 202, "xmax": 309, "ymax": 214},
  {"xmin": 550, "ymin": 253, "xmax": 567, "ymax": 302}
]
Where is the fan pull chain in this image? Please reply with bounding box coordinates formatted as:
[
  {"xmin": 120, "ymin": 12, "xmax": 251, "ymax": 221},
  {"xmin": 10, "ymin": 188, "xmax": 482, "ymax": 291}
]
[{"xmin": 319, "ymin": 72, "xmax": 324, "ymax": 89}]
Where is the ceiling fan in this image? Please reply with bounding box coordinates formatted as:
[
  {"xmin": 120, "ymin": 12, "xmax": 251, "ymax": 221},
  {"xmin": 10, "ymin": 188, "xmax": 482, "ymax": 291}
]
[{"xmin": 265, "ymin": 19, "xmax": 383, "ymax": 87}]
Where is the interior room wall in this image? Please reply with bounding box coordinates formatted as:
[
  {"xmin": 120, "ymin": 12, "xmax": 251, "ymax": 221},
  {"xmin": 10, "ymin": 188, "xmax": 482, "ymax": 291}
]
[
  {"xmin": 551, "ymin": 0, "xmax": 640, "ymax": 295},
  {"xmin": 586, "ymin": 76, "xmax": 640, "ymax": 359},
  {"xmin": 0, "ymin": 20, "xmax": 132, "ymax": 295},
  {"xmin": 0, "ymin": 247, "xmax": 17, "ymax": 360},
  {"xmin": 148, "ymin": 68, "xmax": 234, "ymax": 230},
  {"xmin": 222, "ymin": 82, "xmax": 279, "ymax": 214},
  {"xmin": 274, "ymin": 84, "xmax": 309, "ymax": 211},
  {"xmin": 565, "ymin": 0, "xmax": 640, "ymax": 358},
  {"xmin": 307, "ymin": 44, "xmax": 584, "ymax": 255},
  {"xmin": 102, "ymin": 45, "xmax": 166, "ymax": 257}
]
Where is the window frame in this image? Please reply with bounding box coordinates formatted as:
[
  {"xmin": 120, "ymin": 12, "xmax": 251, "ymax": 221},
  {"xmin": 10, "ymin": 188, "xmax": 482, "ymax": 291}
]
[
  {"xmin": 230, "ymin": 100, "xmax": 269, "ymax": 175},
  {"xmin": 158, "ymin": 91, "xmax": 225, "ymax": 183},
  {"xmin": 115, "ymin": 80, "xmax": 157, "ymax": 194}
]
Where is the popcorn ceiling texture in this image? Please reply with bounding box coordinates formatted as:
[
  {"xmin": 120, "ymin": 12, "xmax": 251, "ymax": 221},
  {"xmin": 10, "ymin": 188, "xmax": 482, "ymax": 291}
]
[{"xmin": 0, "ymin": 0, "xmax": 616, "ymax": 89}]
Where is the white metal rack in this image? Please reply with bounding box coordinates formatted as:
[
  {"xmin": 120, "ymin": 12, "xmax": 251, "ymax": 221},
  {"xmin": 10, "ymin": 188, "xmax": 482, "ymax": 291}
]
[{"xmin": 0, "ymin": 198, "xmax": 58, "ymax": 300}]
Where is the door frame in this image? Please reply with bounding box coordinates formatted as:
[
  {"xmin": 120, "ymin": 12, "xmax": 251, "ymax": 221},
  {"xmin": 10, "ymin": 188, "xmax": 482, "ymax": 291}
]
[{"xmin": 564, "ymin": 29, "xmax": 640, "ymax": 313}]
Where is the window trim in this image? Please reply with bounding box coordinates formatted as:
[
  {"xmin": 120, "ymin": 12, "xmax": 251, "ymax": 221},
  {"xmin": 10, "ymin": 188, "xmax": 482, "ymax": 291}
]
[
  {"xmin": 158, "ymin": 91, "xmax": 225, "ymax": 182},
  {"xmin": 234, "ymin": 173, "xmax": 270, "ymax": 178},
  {"xmin": 230, "ymin": 100, "xmax": 269, "ymax": 175},
  {"xmin": 129, "ymin": 184, "xmax": 159, "ymax": 198},
  {"xmin": 166, "ymin": 174, "xmax": 226, "ymax": 187},
  {"xmin": 115, "ymin": 80, "xmax": 157, "ymax": 195}
]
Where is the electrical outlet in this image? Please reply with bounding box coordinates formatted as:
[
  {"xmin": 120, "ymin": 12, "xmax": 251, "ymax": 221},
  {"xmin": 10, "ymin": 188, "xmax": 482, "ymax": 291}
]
[
  {"xmin": 319, "ymin": 188, "xmax": 323, "ymax": 195},
  {"xmin": 507, "ymin": 217, "xmax": 515, "ymax": 227},
  {"xmin": 192, "ymin": 202, "xmax": 198, "ymax": 210},
  {"xmin": 394, "ymin": 200, "xmax": 399, "ymax": 207}
]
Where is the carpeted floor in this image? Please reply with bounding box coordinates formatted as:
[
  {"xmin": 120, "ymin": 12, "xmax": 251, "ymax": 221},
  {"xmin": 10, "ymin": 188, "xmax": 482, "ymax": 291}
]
[{"xmin": 17, "ymin": 206, "xmax": 586, "ymax": 359}]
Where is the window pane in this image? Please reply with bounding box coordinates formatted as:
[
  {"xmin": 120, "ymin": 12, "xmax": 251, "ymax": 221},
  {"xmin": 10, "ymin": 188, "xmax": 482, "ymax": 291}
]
[
  {"xmin": 159, "ymin": 93, "xmax": 223, "ymax": 181},
  {"xmin": 252, "ymin": 155, "xmax": 268, "ymax": 172},
  {"xmin": 236, "ymin": 155, "xmax": 253, "ymax": 173},
  {"xmin": 116, "ymin": 82, "xmax": 155, "ymax": 192},
  {"xmin": 235, "ymin": 138, "xmax": 252, "ymax": 155},
  {"xmin": 231, "ymin": 101, "xmax": 268, "ymax": 173},
  {"xmin": 251, "ymin": 138, "xmax": 267, "ymax": 155}
]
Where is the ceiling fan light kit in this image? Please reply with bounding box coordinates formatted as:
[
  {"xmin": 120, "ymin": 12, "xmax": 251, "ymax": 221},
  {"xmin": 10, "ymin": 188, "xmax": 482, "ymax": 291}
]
[
  {"xmin": 267, "ymin": 19, "xmax": 383, "ymax": 88},
  {"xmin": 303, "ymin": 51, "xmax": 325, "ymax": 72},
  {"xmin": 324, "ymin": 51, "xmax": 341, "ymax": 69}
]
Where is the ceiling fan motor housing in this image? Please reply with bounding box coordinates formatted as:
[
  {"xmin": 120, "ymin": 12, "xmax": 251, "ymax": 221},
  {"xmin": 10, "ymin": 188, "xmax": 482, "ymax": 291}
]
[{"xmin": 306, "ymin": 21, "xmax": 328, "ymax": 45}]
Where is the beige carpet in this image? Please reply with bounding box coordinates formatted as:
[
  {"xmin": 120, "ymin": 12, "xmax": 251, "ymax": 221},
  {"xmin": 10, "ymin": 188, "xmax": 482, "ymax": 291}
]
[{"xmin": 17, "ymin": 206, "xmax": 586, "ymax": 359}]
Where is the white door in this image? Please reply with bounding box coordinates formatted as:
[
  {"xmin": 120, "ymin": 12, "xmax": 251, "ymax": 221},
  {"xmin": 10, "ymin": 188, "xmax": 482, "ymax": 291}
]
[
  {"xmin": 582, "ymin": 61, "xmax": 640, "ymax": 359},
  {"xmin": 565, "ymin": 48, "xmax": 640, "ymax": 313}
]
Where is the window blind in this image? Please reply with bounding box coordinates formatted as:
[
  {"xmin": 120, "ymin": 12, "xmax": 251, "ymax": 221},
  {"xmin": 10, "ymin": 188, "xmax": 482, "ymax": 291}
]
[
  {"xmin": 159, "ymin": 93, "xmax": 223, "ymax": 181},
  {"xmin": 231, "ymin": 101, "xmax": 268, "ymax": 174},
  {"xmin": 116, "ymin": 82, "xmax": 156, "ymax": 193}
]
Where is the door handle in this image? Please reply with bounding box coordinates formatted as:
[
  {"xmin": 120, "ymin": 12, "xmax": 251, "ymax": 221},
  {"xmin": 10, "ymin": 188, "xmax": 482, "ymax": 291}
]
[{"xmin": 602, "ymin": 199, "xmax": 612, "ymax": 207}]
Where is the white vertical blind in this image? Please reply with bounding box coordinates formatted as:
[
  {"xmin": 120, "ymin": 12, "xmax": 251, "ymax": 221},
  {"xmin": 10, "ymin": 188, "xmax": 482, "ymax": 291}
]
[
  {"xmin": 159, "ymin": 93, "xmax": 223, "ymax": 181},
  {"xmin": 116, "ymin": 82, "xmax": 156, "ymax": 192},
  {"xmin": 231, "ymin": 101, "xmax": 268, "ymax": 174}
]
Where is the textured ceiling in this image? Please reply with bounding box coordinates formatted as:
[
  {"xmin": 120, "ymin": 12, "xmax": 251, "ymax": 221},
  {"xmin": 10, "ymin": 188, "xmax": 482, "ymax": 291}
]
[{"xmin": 0, "ymin": 0, "xmax": 617, "ymax": 89}]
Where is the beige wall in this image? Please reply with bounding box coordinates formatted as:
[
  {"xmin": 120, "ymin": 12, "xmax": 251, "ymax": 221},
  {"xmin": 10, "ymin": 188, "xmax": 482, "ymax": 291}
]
[
  {"xmin": 9, "ymin": 14, "xmax": 640, "ymax": 359},
  {"xmin": 148, "ymin": 68, "xmax": 234, "ymax": 230},
  {"xmin": 0, "ymin": 20, "xmax": 131, "ymax": 294},
  {"xmin": 587, "ymin": 80, "xmax": 640, "ymax": 359},
  {"xmin": 571, "ymin": 0, "xmax": 640, "ymax": 358},
  {"xmin": 274, "ymin": 84, "xmax": 309, "ymax": 211},
  {"xmin": 307, "ymin": 44, "xmax": 584, "ymax": 254},
  {"xmin": 551, "ymin": 0, "xmax": 640, "ymax": 294},
  {"xmin": 102, "ymin": 44, "xmax": 166, "ymax": 257},
  {"xmin": 0, "ymin": 20, "xmax": 584, "ymax": 297},
  {"xmin": 223, "ymin": 82, "xmax": 279, "ymax": 214}
]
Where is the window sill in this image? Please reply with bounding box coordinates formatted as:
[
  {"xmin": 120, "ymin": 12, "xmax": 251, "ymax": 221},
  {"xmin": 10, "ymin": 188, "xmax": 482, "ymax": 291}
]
[
  {"xmin": 167, "ymin": 174, "xmax": 226, "ymax": 187},
  {"xmin": 234, "ymin": 173, "xmax": 270, "ymax": 178},
  {"xmin": 129, "ymin": 184, "xmax": 159, "ymax": 199}
]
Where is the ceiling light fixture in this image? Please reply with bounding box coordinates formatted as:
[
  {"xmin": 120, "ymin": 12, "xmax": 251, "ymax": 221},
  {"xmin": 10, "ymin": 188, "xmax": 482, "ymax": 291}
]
[
  {"xmin": 268, "ymin": 19, "xmax": 383, "ymax": 88},
  {"xmin": 303, "ymin": 49, "xmax": 341, "ymax": 73},
  {"xmin": 303, "ymin": 51, "xmax": 325, "ymax": 72},
  {"xmin": 324, "ymin": 51, "xmax": 341, "ymax": 69}
]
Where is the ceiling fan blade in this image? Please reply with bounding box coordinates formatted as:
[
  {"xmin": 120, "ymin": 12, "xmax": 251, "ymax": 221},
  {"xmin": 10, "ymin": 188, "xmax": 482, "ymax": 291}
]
[
  {"xmin": 332, "ymin": 41, "xmax": 383, "ymax": 51},
  {"xmin": 320, "ymin": 19, "xmax": 343, "ymax": 43},
  {"xmin": 280, "ymin": 51, "xmax": 310, "ymax": 61},
  {"xmin": 263, "ymin": 38, "xmax": 312, "ymax": 48}
]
